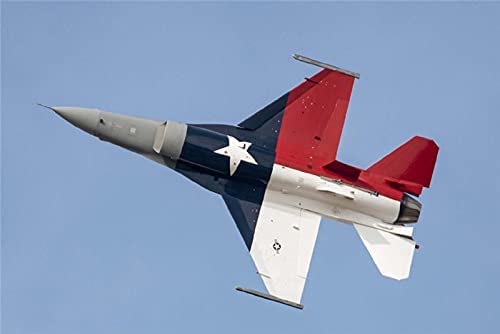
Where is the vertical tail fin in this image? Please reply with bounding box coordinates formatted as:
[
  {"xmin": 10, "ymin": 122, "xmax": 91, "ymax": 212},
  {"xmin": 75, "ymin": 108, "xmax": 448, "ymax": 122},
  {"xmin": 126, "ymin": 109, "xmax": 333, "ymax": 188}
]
[{"xmin": 367, "ymin": 136, "xmax": 439, "ymax": 196}]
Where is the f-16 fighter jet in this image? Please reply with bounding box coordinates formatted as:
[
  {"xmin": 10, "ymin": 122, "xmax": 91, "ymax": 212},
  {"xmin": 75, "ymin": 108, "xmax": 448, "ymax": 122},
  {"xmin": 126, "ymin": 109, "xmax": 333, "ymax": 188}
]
[{"xmin": 43, "ymin": 55, "xmax": 438, "ymax": 309}]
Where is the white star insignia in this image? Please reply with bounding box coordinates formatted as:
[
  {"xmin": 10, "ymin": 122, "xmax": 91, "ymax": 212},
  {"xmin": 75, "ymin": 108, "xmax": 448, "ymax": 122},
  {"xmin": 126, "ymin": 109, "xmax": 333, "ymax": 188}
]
[{"xmin": 214, "ymin": 135, "xmax": 258, "ymax": 176}]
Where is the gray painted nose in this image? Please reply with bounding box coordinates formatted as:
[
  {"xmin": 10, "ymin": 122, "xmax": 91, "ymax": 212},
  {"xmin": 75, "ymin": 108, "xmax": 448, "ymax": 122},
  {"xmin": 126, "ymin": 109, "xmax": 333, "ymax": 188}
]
[{"xmin": 50, "ymin": 106, "xmax": 100, "ymax": 135}]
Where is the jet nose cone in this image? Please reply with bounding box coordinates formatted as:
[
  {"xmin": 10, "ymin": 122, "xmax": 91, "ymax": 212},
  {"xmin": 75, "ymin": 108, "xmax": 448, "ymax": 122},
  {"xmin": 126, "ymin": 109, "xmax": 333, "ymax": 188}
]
[{"xmin": 46, "ymin": 106, "xmax": 100, "ymax": 136}]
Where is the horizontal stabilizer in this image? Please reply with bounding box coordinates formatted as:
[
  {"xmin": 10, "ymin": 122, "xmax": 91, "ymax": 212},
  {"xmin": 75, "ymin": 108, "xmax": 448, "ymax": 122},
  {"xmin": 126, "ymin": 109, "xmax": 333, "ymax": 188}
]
[
  {"xmin": 353, "ymin": 223, "xmax": 416, "ymax": 280},
  {"xmin": 367, "ymin": 136, "xmax": 439, "ymax": 196}
]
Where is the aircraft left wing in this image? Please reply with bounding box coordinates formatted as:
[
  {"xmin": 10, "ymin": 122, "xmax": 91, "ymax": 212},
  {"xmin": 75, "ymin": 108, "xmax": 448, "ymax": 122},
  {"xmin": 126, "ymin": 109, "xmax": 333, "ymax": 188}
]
[{"xmin": 224, "ymin": 191, "xmax": 321, "ymax": 309}]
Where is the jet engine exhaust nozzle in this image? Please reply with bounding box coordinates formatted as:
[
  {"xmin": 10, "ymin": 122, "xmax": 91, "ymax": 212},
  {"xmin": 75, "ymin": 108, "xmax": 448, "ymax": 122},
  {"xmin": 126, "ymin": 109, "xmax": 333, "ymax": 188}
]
[{"xmin": 396, "ymin": 194, "xmax": 422, "ymax": 224}]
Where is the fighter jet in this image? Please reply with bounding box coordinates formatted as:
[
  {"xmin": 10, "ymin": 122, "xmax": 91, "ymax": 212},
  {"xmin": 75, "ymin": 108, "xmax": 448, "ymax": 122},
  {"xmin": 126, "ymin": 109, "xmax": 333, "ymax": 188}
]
[{"xmin": 43, "ymin": 55, "xmax": 439, "ymax": 309}]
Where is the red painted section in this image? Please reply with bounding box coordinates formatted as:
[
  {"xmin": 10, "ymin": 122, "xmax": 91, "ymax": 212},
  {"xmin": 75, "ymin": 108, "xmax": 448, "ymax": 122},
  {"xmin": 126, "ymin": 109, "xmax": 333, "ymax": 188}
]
[
  {"xmin": 367, "ymin": 136, "xmax": 439, "ymax": 196},
  {"xmin": 275, "ymin": 69, "xmax": 355, "ymax": 172},
  {"xmin": 272, "ymin": 69, "xmax": 439, "ymax": 201},
  {"xmin": 318, "ymin": 136, "xmax": 439, "ymax": 200},
  {"xmin": 323, "ymin": 160, "xmax": 361, "ymax": 180}
]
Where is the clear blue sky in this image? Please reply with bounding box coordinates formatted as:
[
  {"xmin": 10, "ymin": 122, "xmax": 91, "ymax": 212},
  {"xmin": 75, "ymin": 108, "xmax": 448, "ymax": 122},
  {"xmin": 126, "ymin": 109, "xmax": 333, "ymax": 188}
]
[{"xmin": 2, "ymin": 2, "xmax": 499, "ymax": 333}]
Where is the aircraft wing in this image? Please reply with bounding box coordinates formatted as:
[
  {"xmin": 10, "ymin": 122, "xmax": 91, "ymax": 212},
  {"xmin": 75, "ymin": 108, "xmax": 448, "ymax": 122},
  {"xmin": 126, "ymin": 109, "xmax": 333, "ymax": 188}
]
[
  {"xmin": 238, "ymin": 54, "xmax": 359, "ymax": 172},
  {"xmin": 224, "ymin": 191, "xmax": 321, "ymax": 309}
]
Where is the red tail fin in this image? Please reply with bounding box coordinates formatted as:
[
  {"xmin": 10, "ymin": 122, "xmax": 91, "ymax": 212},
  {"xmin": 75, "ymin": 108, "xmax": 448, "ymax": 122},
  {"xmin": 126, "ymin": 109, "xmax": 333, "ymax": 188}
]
[{"xmin": 367, "ymin": 136, "xmax": 439, "ymax": 196}]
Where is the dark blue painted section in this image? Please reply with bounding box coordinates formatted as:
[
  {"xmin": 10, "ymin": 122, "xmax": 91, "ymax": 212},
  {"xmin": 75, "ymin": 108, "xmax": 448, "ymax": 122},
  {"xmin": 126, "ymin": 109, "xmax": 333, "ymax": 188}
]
[
  {"xmin": 173, "ymin": 94, "xmax": 289, "ymax": 249},
  {"xmin": 179, "ymin": 125, "xmax": 275, "ymax": 183},
  {"xmin": 238, "ymin": 92, "xmax": 289, "ymax": 131},
  {"xmin": 223, "ymin": 194, "xmax": 262, "ymax": 249},
  {"xmin": 194, "ymin": 93, "xmax": 288, "ymax": 152},
  {"xmin": 173, "ymin": 157, "xmax": 267, "ymax": 250},
  {"xmin": 173, "ymin": 159, "xmax": 266, "ymax": 205}
]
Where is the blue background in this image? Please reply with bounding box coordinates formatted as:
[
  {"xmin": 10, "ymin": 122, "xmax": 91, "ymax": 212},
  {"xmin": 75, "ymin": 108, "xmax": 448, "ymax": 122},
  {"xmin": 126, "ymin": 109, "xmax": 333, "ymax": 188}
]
[{"xmin": 2, "ymin": 2, "xmax": 499, "ymax": 333}]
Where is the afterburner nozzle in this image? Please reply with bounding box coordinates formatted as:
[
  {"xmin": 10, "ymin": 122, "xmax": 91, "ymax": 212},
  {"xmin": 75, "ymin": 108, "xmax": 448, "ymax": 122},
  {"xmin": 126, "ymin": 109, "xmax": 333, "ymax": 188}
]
[{"xmin": 396, "ymin": 194, "xmax": 422, "ymax": 224}]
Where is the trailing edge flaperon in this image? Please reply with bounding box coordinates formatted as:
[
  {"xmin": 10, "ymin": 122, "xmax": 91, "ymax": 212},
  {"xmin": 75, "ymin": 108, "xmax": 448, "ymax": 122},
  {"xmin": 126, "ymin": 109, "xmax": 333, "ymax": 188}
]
[{"xmin": 45, "ymin": 54, "xmax": 439, "ymax": 309}]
